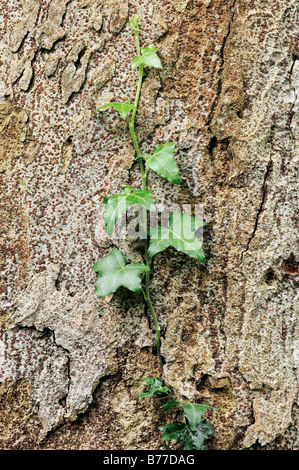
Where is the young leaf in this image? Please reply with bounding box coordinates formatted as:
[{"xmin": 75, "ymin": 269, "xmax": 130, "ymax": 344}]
[
  {"xmin": 92, "ymin": 248, "xmax": 150, "ymax": 298},
  {"xmin": 159, "ymin": 420, "xmax": 214, "ymax": 450},
  {"xmin": 132, "ymin": 46, "xmax": 162, "ymax": 71},
  {"xmin": 91, "ymin": 99, "xmax": 136, "ymax": 119},
  {"xmin": 180, "ymin": 403, "xmax": 216, "ymax": 430},
  {"xmin": 148, "ymin": 211, "xmax": 206, "ymax": 262},
  {"xmin": 141, "ymin": 143, "xmax": 180, "ymax": 185},
  {"xmin": 104, "ymin": 187, "xmax": 156, "ymax": 237},
  {"xmin": 128, "ymin": 16, "xmax": 140, "ymax": 33},
  {"xmin": 138, "ymin": 377, "xmax": 171, "ymax": 397},
  {"xmin": 161, "ymin": 399, "xmax": 180, "ymax": 413}
]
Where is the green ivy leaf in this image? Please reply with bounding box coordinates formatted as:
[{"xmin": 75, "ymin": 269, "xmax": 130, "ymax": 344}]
[
  {"xmin": 132, "ymin": 46, "xmax": 162, "ymax": 71},
  {"xmin": 161, "ymin": 399, "xmax": 180, "ymax": 413},
  {"xmin": 159, "ymin": 420, "xmax": 214, "ymax": 450},
  {"xmin": 91, "ymin": 99, "xmax": 136, "ymax": 119},
  {"xmin": 180, "ymin": 421, "xmax": 214, "ymax": 450},
  {"xmin": 141, "ymin": 143, "xmax": 180, "ymax": 185},
  {"xmin": 148, "ymin": 211, "xmax": 206, "ymax": 262},
  {"xmin": 104, "ymin": 187, "xmax": 156, "ymax": 237},
  {"xmin": 92, "ymin": 248, "xmax": 150, "ymax": 298},
  {"xmin": 180, "ymin": 403, "xmax": 216, "ymax": 430},
  {"xmin": 128, "ymin": 16, "xmax": 140, "ymax": 33},
  {"xmin": 138, "ymin": 377, "xmax": 171, "ymax": 397},
  {"xmin": 159, "ymin": 422, "xmax": 186, "ymax": 442}
]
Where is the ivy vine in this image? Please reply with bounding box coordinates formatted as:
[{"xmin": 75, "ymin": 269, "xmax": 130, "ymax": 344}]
[{"xmin": 91, "ymin": 16, "xmax": 216, "ymax": 450}]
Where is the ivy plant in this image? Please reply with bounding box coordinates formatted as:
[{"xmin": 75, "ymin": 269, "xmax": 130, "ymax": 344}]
[
  {"xmin": 138, "ymin": 377, "xmax": 216, "ymax": 450},
  {"xmin": 91, "ymin": 16, "xmax": 216, "ymax": 450}
]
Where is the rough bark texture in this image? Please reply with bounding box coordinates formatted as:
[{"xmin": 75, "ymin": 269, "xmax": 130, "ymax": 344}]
[{"xmin": 0, "ymin": 0, "xmax": 298, "ymax": 450}]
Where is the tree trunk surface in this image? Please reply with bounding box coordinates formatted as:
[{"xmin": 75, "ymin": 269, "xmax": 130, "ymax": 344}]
[{"xmin": 0, "ymin": 0, "xmax": 298, "ymax": 450}]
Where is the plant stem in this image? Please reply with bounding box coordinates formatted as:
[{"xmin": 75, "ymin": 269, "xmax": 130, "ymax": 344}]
[
  {"xmin": 129, "ymin": 63, "xmax": 146, "ymax": 188},
  {"xmin": 142, "ymin": 275, "xmax": 163, "ymax": 370},
  {"xmin": 129, "ymin": 24, "xmax": 163, "ymax": 372}
]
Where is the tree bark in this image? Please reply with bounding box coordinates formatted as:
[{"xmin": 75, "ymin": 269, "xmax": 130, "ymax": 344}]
[{"xmin": 0, "ymin": 0, "xmax": 298, "ymax": 450}]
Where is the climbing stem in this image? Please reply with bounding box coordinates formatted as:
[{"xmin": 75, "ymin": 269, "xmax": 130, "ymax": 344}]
[
  {"xmin": 142, "ymin": 285, "xmax": 163, "ymax": 371},
  {"xmin": 129, "ymin": 61, "xmax": 145, "ymax": 187},
  {"xmin": 130, "ymin": 25, "xmax": 163, "ymax": 371}
]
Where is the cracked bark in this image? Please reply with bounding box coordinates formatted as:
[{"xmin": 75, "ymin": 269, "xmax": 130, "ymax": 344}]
[
  {"xmin": 241, "ymin": 157, "xmax": 273, "ymax": 261},
  {"xmin": 206, "ymin": 0, "xmax": 237, "ymax": 128}
]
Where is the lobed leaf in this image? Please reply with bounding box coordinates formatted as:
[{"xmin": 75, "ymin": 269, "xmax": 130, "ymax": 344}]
[
  {"xmin": 148, "ymin": 211, "xmax": 207, "ymax": 262},
  {"xmin": 139, "ymin": 377, "xmax": 171, "ymax": 397},
  {"xmin": 161, "ymin": 399, "xmax": 180, "ymax": 413},
  {"xmin": 141, "ymin": 142, "xmax": 180, "ymax": 185},
  {"xmin": 91, "ymin": 99, "xmax": 136, "ymax": 120},
  {"xmin": 132, "ymin": 46, "xmax": 162, "ymax": 71},
  {"xmin": 180, "ymin": 402, "xmax": 216, "ymax": 430},
  {"xmin": 159, "ymin": 420, "xmax": 214, "ymax": 451},
  {"xmin": 92, "ymin": 248, "xmax": 150, "ymax": 298},
  {"xmin": 181, "ymin": 420, "xmax": 214, "ymax": 450},
  {"xmin": 159, "ymin": 422, "xmax": 186, "ymax": 442},
  {"xmin": 104, "ymin": 186, "xmax": 156, "ymax": 236}
]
